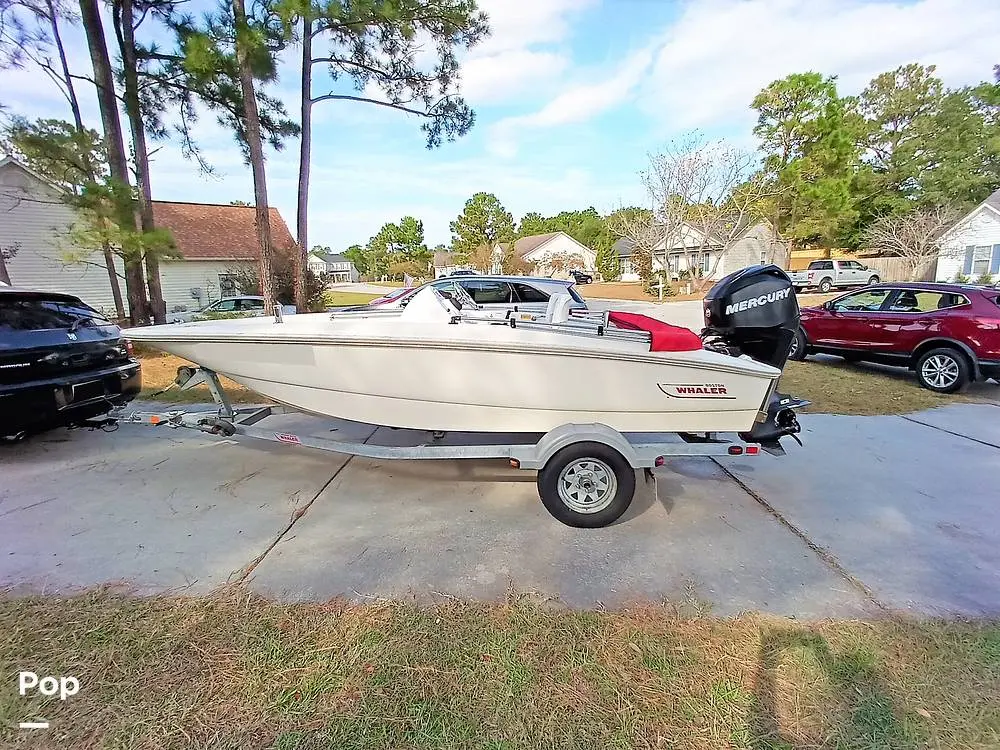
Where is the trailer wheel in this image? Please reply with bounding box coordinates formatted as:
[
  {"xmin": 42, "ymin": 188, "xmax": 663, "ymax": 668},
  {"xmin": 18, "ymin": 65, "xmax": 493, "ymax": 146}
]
[{"xmin": 537, "ymin": 442, "xmax": 636, "ymax": 528}]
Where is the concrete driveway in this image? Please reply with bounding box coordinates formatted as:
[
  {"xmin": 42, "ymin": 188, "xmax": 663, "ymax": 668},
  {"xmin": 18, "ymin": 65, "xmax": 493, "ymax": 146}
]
[{"xmin": 2, "ymin": 401, "xmax": 997, "ymax": 618}]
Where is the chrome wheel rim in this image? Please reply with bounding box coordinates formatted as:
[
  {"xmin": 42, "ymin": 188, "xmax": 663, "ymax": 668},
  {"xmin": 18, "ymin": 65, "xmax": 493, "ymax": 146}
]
[
  {"xmin": 789, "ymin": 335, "xmax": 800, "ymax": 357},
  {"xmin": 557, "ymin": 458, "xmax": 617, "ymax": 514},
  {"xmin": 921, "ymin": 355, "xmax": 960, "ymax": 389}
]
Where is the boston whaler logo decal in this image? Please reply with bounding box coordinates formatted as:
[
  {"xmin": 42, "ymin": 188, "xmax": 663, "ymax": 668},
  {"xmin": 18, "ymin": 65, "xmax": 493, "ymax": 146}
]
[
  {"xmin": 658, "ymin": 383, "xmax": 735, "ymax": 399},
  {"xmin": 724, "ymin": 287, "xmax": 791, "ymax": 316}
]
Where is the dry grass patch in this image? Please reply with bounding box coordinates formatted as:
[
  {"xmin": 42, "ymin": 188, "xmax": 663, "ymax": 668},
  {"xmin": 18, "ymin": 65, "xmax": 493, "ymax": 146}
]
[
  {"xmin": 0, "ymin": 591, "xmax": 998, "ymax": 749},
  {"xmin": 779, "ymin": 359, "xmax": 983, "ymax": 416},
  {"xmin": 136, "ymin": 351, "xmax": 261, "ymax": 404}
]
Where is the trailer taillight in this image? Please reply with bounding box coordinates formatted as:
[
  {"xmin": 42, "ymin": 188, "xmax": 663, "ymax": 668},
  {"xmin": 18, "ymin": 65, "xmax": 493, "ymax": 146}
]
[
  {"xmin": 654, "ymin": 456, "xmax": 665, "ymax": 467},
  {"xmin": 728, "ymin": 445, "xmax": 743, "ymax": 455},
  {"xmin": 746, "ymin": 445, "xmax": 760, "ymax": 455}
]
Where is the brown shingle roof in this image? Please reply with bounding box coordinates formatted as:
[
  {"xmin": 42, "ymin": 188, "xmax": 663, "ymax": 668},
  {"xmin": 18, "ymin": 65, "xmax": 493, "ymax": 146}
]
[
  {"xmin": 512, "ymin": 232, "xmax": 562, "ymax": 257},
  {"xmin": 151, "ymin": 201, "xmax": 296, "ymax": 260}
]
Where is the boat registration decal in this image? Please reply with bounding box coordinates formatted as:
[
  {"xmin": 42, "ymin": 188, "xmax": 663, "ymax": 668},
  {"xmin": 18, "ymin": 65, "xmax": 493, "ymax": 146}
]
[
  {"xmin": 275, "ymin": 432, "xmax": 302, "ymax": 445},
  {"xmin": 658, "ymin": 383, "xmax": 736, "ymax": 399}
]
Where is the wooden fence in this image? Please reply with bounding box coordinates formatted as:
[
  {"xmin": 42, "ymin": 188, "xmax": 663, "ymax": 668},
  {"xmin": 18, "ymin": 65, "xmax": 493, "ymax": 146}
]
[{"xmin": 787, "ymin": 255, "xmax": 934, "ymax": 281}]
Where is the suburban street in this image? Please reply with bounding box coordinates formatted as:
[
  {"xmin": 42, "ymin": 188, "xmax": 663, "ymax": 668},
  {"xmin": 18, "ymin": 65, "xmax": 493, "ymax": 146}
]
[{"xmin": 3, "ymin": 397, "xmax": 997, "ymax": 618}]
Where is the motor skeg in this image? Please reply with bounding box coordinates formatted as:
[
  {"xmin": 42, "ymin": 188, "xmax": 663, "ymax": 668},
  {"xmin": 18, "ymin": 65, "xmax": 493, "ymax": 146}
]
[{"xmin": 701, "ymin": 264, "xmax": 804, "ymax": 450}]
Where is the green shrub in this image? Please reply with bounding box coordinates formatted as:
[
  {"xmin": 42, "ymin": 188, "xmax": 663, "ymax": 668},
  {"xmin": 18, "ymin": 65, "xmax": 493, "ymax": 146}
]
[
  {"xmin": 644, "ymin": 270, "xmax": 675, "ymax": 297},
  {"xmin": 191, "ymin": 311, "xmax": 255, "ymax": 322},
  {"xmin": 976, "ymin": 272, "xmax": 995, "ymax": 285},
  {"xmin": 953, "ymin": 272, "xmax": 970, "ymax": 283}
]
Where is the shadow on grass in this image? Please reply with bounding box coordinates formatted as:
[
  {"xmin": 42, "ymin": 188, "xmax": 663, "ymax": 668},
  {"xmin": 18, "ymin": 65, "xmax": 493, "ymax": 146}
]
[{"xmin": 751, "ymin": 626, "xmax": 923, "ymax": 750}]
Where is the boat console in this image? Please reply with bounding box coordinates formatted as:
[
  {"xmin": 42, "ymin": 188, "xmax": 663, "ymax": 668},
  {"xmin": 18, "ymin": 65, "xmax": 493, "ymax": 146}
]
[{"xmin": 702, "ymin": 264, "xmax": 806, "ymax": 449}]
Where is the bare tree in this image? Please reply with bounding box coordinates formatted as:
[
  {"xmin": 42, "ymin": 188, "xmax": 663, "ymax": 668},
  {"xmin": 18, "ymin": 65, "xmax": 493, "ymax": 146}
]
[
  {"xmin": 613, "ymin": 133, "xmax": 780, "ymax": 292},
  {"xmin": 467, "ymin": 243, "xmax": 495, "ymax": 273},
  {"xmin": 862, "ymin": 206, "xmax": 960, "ymax": 280}
]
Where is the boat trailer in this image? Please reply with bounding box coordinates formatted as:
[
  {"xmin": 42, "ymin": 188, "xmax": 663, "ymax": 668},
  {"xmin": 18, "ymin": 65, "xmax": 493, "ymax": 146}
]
[{"xmin": 114, "ymin": 367, "xmax": 782, "ymax": 528}]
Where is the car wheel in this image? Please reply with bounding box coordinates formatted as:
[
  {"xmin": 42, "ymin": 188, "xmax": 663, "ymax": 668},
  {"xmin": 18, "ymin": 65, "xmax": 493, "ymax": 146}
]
[
  {"xmin": 868, "ymin": 275, "xmax": 880, "ymax": 285},
  {"xmin": 915, "ymin": 348, "xmax": 970, "ymax": 394},
  {"xmin": 818, "ymin": 278, "xmax": 833, "ymax": 293},
  {"xmin": 787, "ymin": 328, "xmax": 807, "ymax": 361},
  {"xmin": 536, "ymin": 442, "xmax": 635, "ymax": 528}
]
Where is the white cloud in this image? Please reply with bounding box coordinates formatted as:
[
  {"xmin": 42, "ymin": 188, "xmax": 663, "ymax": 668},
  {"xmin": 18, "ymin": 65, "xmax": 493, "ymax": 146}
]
[
  {"xmin": 487, "ymin": 45, "xmax": 655, "ymax": 156},
  {"xmin": 473, "ymin": 0, "xmax": 598, "ymax": 55},
  {"xmin": 639, "ymin": 0, "xmax": 1000, "ymax": 132},
  {"xmin": 491, "ymin": 0, "xmax": 998, "ymax": 156},
  {"xmin": 461, "ymin": 50, "xmax": 569, "ymax": 104},
  {"xmin": 454, "ymin": 0, "xmax": 596, "ymax": 106}
]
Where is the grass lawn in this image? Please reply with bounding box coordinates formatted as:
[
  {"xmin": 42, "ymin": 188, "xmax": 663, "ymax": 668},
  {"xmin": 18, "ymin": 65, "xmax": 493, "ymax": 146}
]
[
  {"xmin": 322, "ymin": 291, "xmax": 380, "ymax": 307},
  {"xmin": 0, "ymin": 591, "xmax": 997, "ymax": 749},
  {"xmin": 779, "ymin": 359, "xmax": 984, "ymax": 416}
]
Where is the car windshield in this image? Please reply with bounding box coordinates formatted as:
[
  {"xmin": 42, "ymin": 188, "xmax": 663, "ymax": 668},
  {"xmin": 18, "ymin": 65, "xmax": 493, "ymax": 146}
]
[{"xmin": 0, "ymin": 295, "xmax": 111, "ymax": 332}]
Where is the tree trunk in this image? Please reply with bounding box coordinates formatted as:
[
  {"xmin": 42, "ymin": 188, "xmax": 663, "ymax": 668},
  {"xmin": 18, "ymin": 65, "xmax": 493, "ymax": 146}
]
[
  {"xmin": 79, "ymin": 0, "xmax": 149, "ymax": 326},
  {"xmin": 116, "ymin": 0, "xmax": 165, "ymax": 323},
  {"xmin": 51, "ymin": 0, "xmax": 125, "ymax": 320},
  {"xmin": 233, "ymin": 0, "xmax": 275, "ymax": 309},
  {"xmin": 294, "ymin": 15, "xmax": 312, "ymax": 312}
]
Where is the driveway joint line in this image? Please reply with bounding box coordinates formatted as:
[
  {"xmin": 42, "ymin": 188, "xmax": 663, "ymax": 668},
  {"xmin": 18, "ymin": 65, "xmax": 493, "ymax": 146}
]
[
  {"xmin": 899, "ymin": 415, "xmax": 1000, "ymax": 450},
  {"xmin": 233, "ymin": 426, "xmax": 379, "ymax": 583},
  {"xmin": 711, "ymin": 458, "xmax": 894, "ymax": 617}
]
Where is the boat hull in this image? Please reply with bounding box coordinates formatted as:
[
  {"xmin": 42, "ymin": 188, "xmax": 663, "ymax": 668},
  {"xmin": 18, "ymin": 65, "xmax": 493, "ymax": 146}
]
[{"xmin": 129, "ymin": 317, "xmax": 779, "ymax": 434}]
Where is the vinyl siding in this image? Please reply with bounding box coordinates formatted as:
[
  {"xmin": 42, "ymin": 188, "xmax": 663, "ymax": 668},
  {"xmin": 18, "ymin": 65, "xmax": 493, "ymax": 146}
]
[
  {"xmin": 0, "ymin": 164, "xmax": 128, "ymax": 316},
  {"xmin": 159, "ymin": 259, "xmax": 255, "ymax": 314},
  {"xmin": 721, "ymin": 223, "xmax": 788, "ymax": 276},
  {"xmin": 522, "ymin": 234, "xmax": 596, "ymax": 272},
  {"xmin": 937, "ymin": 208, "xmax": 1000, "ymax": 281}
]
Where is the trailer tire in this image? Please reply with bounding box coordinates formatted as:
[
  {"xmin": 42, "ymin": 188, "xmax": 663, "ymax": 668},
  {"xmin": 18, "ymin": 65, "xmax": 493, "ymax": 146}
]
[{"xmin": 537, "ymin": 442, "xmax": 635, "ymax": 528}]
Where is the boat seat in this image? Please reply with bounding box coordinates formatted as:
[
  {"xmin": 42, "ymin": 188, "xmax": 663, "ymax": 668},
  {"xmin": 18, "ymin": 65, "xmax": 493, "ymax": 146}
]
[
  {"xmin": 607, "ymin": 311, "xmax": 703, "ymax": 352},
  {"xmin": 544, "ymin": 293, "xmax": 574, "ymax": 324}
]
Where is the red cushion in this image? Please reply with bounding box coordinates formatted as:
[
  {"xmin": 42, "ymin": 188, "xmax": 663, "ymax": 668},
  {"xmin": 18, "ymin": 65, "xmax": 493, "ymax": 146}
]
[{"xmin": 607, "ymin": 311, "xmax": 703, "ymax": 352}]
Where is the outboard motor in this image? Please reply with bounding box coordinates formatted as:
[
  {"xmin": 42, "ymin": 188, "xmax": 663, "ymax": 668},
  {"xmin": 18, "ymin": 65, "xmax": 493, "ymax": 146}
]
[{"xmin": 701, "ymin": 264, "xmax": 807, "ymax": 451}]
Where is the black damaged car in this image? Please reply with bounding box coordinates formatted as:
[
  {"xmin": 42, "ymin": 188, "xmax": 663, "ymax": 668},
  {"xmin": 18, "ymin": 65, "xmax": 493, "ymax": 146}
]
[{"xmin": 1, "ymin": 287, "xmax": 141, "ymax": 439}]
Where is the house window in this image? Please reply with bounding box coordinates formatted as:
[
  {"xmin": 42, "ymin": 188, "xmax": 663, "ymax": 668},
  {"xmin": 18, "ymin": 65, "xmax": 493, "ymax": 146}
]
[
  {"xmin": 972, "ymin": 246, "xmax": 991, "ymax": 276},
  {"xmin": 760, "ymin": 250, "xmax": 768, "ymax": 265},
  {"xmin": 621, "ymin": 257, "xmax": 634, "ymax": 275},
  {"xmin": 700, "ymin": 253, "xmax": 711, "ymax": 274}
]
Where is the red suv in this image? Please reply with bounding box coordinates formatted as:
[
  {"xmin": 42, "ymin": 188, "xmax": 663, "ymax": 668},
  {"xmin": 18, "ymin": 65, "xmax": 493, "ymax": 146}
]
[{"xmin": 788, "ymin": 282, "xmax": 1000, "ymax": 392}]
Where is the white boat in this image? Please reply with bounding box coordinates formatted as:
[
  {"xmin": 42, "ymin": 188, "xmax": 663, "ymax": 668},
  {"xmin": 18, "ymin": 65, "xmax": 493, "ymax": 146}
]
[{"xmin": 125, "ymin": 266, "xmax": 804, "ymax": 441}]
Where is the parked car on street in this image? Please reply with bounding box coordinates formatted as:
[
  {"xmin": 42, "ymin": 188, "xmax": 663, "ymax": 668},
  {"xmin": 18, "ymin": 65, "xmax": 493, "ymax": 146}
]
[
  {"xmin": 1, "ymin": 287, "xmax": 141, "ymax": 439},
  {"xmin": 788, "ymin": 282, "xmax": 1000, "ymax": 392},
  {"xmin": 169, "ymin": 295, "xmax": 296, "ymax": 324},
  {"xmin": 336, "ymin": 275, "xmax": 589, "ymax": 316},
  {"xmin": 570, "ymin": 270, "xmax": 593, "ymax": 284},
  {"xmin": 788, "ymin": 260, "xmax": 881, "ymax": 293}
]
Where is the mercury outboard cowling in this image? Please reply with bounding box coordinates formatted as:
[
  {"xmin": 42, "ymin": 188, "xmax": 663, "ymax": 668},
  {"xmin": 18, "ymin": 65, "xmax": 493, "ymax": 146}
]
[{"xmin": 701, "ymin": 264, "xmax": 806, "ymax": 452}]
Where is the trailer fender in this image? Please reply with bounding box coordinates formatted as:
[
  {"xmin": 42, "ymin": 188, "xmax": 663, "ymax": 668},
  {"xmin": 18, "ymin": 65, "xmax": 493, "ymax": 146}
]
[{"xmin": 510, "ymin": 423, "xmax": 639, "ymax": 470}]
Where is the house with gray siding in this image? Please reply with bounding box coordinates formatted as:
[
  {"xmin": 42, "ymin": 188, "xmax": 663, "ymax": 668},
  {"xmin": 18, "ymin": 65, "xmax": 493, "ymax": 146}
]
[
  {"xmin": 935, "ymin": 188, "xmax": 1000, "ymax": 282},
  {"xmin": 614, "ymin": 220, "xmax": 787, "ymax": 282},
  {"xmin": 0, "ymin": 157, "xmax": 296, "ymax": 317}
]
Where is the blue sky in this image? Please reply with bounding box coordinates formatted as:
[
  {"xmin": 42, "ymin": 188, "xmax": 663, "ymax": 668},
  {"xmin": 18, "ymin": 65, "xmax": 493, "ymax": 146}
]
[{"xmin": 3, "ymin": 0, "xmax": 998, "ymax": 249}]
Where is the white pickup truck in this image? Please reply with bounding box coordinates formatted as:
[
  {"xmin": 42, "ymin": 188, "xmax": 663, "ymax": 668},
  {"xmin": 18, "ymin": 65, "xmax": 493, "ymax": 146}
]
[{"xmin": 788, "ymin": 260, "xmax": 881, "ymax": 293}]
